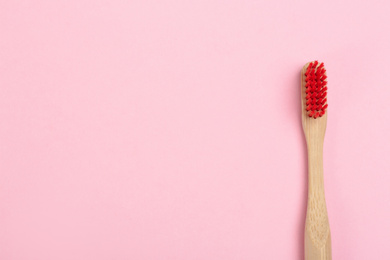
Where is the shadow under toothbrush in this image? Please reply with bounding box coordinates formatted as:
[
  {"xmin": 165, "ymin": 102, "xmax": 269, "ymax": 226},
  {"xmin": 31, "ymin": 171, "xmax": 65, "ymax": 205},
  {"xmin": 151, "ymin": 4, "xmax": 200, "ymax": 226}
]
[{"xmin": 296, "ymin": 68, "xmax": 308, "ymax": 260}]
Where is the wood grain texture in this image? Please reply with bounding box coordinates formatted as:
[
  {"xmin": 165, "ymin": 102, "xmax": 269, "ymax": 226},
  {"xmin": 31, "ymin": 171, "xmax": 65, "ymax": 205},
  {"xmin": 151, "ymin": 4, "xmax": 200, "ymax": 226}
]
[{"xmin": 301, "ymin": 62, "xmax": 332, "ymax": 260}]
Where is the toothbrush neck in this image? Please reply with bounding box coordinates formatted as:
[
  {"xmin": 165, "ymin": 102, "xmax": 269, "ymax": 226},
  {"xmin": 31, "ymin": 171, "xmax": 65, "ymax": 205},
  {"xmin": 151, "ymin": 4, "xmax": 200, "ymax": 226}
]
[{"xmin": 307, "ymin": 140, "xmax": 325, "ymax": 194}]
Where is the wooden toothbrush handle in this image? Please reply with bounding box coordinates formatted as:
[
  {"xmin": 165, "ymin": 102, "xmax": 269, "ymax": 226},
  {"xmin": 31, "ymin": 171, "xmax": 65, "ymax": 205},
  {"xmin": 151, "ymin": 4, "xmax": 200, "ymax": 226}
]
[
  {"xmin": 305, "ymin": 143, "xmax": 332, "ymax": 260},
  {"xmin": 305, "ymin": 228, "xmax": 332, "ymax": 260}
]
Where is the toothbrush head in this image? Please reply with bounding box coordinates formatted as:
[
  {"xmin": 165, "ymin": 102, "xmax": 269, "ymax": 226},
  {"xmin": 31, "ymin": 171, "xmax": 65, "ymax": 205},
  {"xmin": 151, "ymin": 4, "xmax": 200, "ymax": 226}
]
[{"xmin": 303, "ymin": 61, "xmax": 328, "ymax": 119}]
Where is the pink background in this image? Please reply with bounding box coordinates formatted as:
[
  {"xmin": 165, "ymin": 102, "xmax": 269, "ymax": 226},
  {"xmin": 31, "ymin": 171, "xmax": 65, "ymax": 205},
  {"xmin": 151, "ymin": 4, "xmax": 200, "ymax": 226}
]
[{"xmin": 1, "ymin": 0, "xmax": 390, "ymax": 259}]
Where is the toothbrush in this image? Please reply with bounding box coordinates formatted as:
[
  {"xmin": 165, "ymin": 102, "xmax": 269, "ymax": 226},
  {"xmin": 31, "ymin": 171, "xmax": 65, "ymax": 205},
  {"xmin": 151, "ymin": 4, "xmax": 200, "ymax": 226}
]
[{"xmin": 301, "ymin": 61, "xmax": 332, "ymax": 260}]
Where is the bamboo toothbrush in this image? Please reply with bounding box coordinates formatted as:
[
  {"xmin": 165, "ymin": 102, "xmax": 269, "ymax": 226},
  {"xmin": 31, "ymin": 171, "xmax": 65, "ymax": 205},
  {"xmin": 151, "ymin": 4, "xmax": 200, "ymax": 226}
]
[{"xmin": 301, "ymin": 61, "xmax": 332, "ymax": 260}]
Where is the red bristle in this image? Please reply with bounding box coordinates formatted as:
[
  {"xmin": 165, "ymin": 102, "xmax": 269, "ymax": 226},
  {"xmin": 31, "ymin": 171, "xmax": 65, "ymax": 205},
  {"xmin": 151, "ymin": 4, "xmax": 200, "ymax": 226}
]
[
  {"xmin": 316, "ymin": 76, "xmax": 321, "ymax": 81},
  {"xmin": 303, "ymin": 61, "xmax": 328, "ymax": 119}
]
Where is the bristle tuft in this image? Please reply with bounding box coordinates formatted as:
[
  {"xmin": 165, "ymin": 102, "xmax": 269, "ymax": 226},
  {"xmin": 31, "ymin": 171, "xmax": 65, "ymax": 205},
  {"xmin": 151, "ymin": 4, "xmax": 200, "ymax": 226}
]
[{"xmin": 303, "ymin": 61, "xmax": 327, "ymax": 119}]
